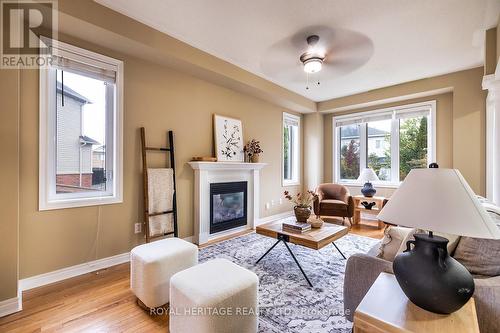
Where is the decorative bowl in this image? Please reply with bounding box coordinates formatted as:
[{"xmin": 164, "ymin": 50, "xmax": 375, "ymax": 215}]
[{"xmin": 309, "ymin": 218, "xmax": 324, "ymax": 228}]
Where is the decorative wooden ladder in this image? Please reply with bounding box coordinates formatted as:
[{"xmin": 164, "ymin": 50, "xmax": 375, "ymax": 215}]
[{"xmin": 140, "ymin": 127, "xmax": 178, "ymax": 242}]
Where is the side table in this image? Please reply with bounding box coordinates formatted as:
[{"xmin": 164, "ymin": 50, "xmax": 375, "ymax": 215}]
[
  {"xmin": 353, "ymin": 272, "xmax": 480, "ymax": 333},
  {"xmin": 353, "ymin": 195, "xmax": 386, "ymax": 228}
]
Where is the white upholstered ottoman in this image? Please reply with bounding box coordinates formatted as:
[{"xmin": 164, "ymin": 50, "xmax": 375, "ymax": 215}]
[
  {"xmin": 170, "ymin": 258, "xmax": 259, "ymax": 333},
  {"xmin": 130, "ymin": 237, "xmax": 198, "ymax": 308}
]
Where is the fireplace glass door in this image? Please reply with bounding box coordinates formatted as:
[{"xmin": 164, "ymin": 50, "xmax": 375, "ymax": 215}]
[{"xmin": 210, "ymin": 181, "xmax": 247, "ymax": 234}]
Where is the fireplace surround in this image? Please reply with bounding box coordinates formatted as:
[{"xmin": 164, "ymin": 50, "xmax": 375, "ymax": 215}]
[{"xmin": 188, "ymin": 161, "xmax": 266, "ymax": 245}]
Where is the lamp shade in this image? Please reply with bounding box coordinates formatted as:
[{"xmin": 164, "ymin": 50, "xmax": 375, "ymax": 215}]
[
  {"xmin": 357, "ymin": 168, "xmax": 379, "ymax": 183},
  {"xmin": 377, "ymin": 168, "xmax": 500, "ymax": 239}
]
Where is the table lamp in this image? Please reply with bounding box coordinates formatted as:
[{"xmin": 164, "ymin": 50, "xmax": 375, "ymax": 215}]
[
  {"xmin": 357, "ymin": 168, "xmax": 379, "ymax": 197},
  {"xmin": 377, "ymin": 164, "xmax": 500, "ymax": 314}
]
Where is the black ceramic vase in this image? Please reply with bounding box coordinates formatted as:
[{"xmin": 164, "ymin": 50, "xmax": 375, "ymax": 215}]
[
  {"xmin": 393, "ymin": 233, "xmax": 475, "ymax": 314},
  {"xmin": 361, "ymin": 182, "xmax": 376, "ymax": 197}
]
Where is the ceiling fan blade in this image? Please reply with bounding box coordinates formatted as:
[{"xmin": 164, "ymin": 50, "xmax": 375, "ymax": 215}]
[{"xmin": 260, "ymin": 40, "xmax": 302, "ymax": 78}]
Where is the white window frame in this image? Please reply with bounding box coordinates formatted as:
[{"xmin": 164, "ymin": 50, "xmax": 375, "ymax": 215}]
[
  {"xmin": 39, "ymin": 38, "xmax": 123, "ymax": 210},
  {"xmin": 282, "ymin": 112, "xmax": 301, "ymax": 187},
  {"xmin": 333, "ymin": 100, "xmax": 436, "ymax": 187}
]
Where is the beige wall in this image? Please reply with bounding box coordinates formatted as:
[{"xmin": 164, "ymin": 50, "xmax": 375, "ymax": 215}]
[
  {"xmin": 17, "ymin": 35, "xmax": 301, "ymax": 278},
  {"xmin": 303, "ymin": 113, "xmax": 324, "ymax": 190},
  {"xmin": 0, "ymin": 70, "xmax": 20, "ymax": 300},
  {"xmin": 485, "ymin": 27, "xmax": 497, "ymax": 75},
  {"xmin": 323, "ymin": 93, "xmax": 453, "ymax": 198},
  {"xmin": 319, "ymin": 67, "xmax": 486, "ymax": 195},
  {"xmin": 497, "ymin": 18, "xmax": 500, "ymax": 66}
]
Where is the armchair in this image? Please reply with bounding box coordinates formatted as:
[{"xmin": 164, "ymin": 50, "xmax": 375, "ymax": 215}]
[{"xmin": 313, "ymin": 183, "xmax": 354, "ymax": 225}]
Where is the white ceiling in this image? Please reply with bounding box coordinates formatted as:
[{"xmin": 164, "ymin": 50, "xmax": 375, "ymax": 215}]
[{"xmin": 96, "ymin": 0, "xmax": 500, "ymax": 102}]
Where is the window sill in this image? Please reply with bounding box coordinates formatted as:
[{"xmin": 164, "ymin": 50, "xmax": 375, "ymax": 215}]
[
  {"xmin": 337, "ymin": 182, "xmax": 400, "ymax": 189},
  {"xmin": 282, "ymin": 180, "xmax": 301, "ymax": 187},
  {"xmin": 39, "ymin": 196, "xmax": 123, "ymax": 211}
]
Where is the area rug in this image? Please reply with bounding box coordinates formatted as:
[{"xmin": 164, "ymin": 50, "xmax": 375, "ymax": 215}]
[{"xmin": 199, "ymin": 232, "xmax": 379, "ymax": 333}]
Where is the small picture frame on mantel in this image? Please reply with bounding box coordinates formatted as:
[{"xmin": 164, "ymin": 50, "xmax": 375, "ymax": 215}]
[{"xmin": 213, "ymin": 114, "xmax": 244, "ymax": 162}]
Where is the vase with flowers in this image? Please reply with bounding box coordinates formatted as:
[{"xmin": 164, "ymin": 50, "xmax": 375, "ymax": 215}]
[
  {"xmin": 284, "ymin": 190, "xmax": 318, "ymax": 223},
  {"xmin": 243, "ymin": 139, "xmax": 263, "ymax": 163}
]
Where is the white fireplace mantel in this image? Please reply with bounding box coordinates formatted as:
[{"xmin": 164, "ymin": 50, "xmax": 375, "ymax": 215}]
[
  {"xmin": 189, "ymin": 162, "xmax": 267, "ymax": 171},
  {"xmin": 188, "ymin": 162, "xmax": 267, "ymax": 245}
]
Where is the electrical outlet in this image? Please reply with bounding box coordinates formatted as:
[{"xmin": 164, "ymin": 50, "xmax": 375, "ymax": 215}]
[
  {"xmin": 279, "ymin": 198, "xmax": 283, "ymax": 205},
  {"xmin": 134, "ymin": 223, "xmax": 142, "ymax": 234},
  {"xmin": 265, "ymin": 202, "xmax": 270, "ymax": 210},
  {"xmin": 271, "ymin": 200, "xmax": 275, "ymax": 206}
]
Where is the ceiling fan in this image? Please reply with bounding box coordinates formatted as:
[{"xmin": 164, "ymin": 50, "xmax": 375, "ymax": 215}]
[{"xmin": 260, "ymin": 26, "xmax": 374, "ymax": 90}]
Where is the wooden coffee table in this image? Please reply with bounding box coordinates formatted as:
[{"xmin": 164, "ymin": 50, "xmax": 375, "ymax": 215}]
[{"xmin": 255, "ymin": 218, "xmax": 349, "ymax": 287}]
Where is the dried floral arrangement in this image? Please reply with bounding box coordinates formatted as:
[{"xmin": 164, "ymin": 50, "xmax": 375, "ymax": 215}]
[
  {"xmin": 283, "ymin": 190, "xmax": 318, "ymax": 208},
  {"xmin": 243, "ymin": 139, "xmax": 263, "ymax": 158}
]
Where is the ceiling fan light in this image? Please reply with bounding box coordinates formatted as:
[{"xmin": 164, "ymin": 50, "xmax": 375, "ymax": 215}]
[{"xmin": 303, "ymin": 58, "xmax": 323, "ymax": 73}]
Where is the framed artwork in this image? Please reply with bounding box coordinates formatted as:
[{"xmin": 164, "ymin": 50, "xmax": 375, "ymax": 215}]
[{"xmin": 213, "ymin": 114, "xmax": 244, "ymax": 162}]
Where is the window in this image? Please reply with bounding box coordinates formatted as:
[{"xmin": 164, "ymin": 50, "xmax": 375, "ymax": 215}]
[
  {"xmin": 39, "ymin": 38, "xmax": 123, "ymax": 210},
  {"xmin": 399, "ymin": 115, "xmax": 428, "ymax": 180},
  {"xmin": 339, "ymin": 124, "xmax": 360, "ymax": 180},
  {"xmin": 367, "ymin": 119, "xmax": 392, "ymax": 182},
  {"xmin": 283, "ymin": 112, "xmax": 300, "ymax": 186},
  {"xmin": 334, "ymin": 101, "xmax": 435, "ymax": 186}
]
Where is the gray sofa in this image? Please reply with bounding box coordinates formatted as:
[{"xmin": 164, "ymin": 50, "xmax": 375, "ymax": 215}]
[{"xmin": 344, "ymin": 230, "xmax": 500, "ymax": 333}]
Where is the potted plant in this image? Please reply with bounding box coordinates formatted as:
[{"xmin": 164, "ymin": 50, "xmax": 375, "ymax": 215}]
[
  {"xmin": 243, "ymin": 139, "xmax": 263, "ymax": 163},
  {"xmin": 284, "ymin": 190, "xmax": 318, "ymax": 223}
]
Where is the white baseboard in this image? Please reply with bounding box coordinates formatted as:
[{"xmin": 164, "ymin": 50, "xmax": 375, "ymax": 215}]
[
  {"xmin": 19, "ymin": 252, "xmax": 130, "ymax": 292},
  {"xmin": 256, "ymin": 210, "xmax": 294, "ymax": 226},
  {"xmin": 0, "ymin": 293, "xmax": 22, "ymax": 318},
  {"xmin": 19, "ymin": 235, "xmax": 195, "ymax": 292}
]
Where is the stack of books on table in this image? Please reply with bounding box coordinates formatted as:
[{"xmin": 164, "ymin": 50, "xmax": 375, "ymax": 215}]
[{"xmin": 282, "ymin": 221, "xmax": 311, "ymax": 233}]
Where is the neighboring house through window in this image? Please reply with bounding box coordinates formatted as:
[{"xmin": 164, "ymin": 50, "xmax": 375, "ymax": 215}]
[
  {"xmin": 334, "ymin": 101, "xmax": 436, "ymax": 186},
  {"xmin": 283, "ymin": 112, "xmax": 300, "ymax": 186},
  {"xmin": 55, "ymin": 81, "xmax": 99, "ymax": 192},
  {"xmin": 39, "ymin": 38, "xmax": 123, "ymax": 210}
]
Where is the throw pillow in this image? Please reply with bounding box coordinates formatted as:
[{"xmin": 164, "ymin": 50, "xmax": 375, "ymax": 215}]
[
  {"xmin": 397, "ymin": 229, "xmax": 461, "ymax": 256},
  {"xmin": 453, "ymin": 210, "xmax": 500, "ymax": 276},
  {"xmin": 376, "ymin": 226, "xmax": 413, "ymax": 261},
  {"xmin": 454, "ymin": 237, "xmax": 500, "ymax": 276}
]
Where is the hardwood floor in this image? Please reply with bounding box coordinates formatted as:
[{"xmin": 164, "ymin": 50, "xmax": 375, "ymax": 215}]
[
  {"xmin": 0, "ymin": 220, "xmax": 382, "ymax": 332},
  {"xmin": 0, "ymin": 264, "xmax": 169, "ymax": 332},
  {"xmin": 349, "ymin": 220, "xmax": 385, "ymax": 239},
  {"xmin": 323, "ymin": 217, "xmax": 385, "ymax": 240}
]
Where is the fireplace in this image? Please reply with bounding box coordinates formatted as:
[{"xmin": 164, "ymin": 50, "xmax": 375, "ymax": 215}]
[
  {"xmin": 189, "ymin": 161, "xmax": 265, "ymax": 245},
  {"xmin": 210, "ymin": 181, "xmax": 248, "ymax": 234}
]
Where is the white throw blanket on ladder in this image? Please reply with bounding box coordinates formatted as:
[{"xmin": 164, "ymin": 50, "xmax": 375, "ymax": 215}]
[{"xmin": 148, "ymin": 168, "xmax": 174, "ymax": 237}]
